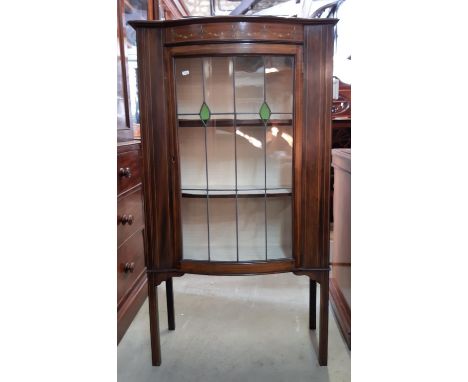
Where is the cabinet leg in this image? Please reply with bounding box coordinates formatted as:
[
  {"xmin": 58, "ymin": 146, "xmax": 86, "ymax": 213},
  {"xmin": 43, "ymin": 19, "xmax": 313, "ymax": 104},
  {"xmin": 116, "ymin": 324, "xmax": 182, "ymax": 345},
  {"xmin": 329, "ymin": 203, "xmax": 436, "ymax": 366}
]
[
  {"xmin": 318, "ymin": 274, "xmax": 329, "ymax": 366},
  {"xmin": 148, "ymin": 280, "xmax": 161, "ymax": 366},
  {"xmin": 166, "ymin": 278, "xmax": 175, "ymax": 331},
  {"xmin": 309, "ymin": 279, "xmax": 317, "ymax": 330}
]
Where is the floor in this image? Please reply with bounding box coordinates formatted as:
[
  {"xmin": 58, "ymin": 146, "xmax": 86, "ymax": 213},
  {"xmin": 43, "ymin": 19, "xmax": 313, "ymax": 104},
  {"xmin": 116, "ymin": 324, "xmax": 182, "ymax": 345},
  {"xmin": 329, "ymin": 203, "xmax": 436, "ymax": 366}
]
[{"xmin": 117, "ymin": 273, "xmax": 350, "ymax": 382}]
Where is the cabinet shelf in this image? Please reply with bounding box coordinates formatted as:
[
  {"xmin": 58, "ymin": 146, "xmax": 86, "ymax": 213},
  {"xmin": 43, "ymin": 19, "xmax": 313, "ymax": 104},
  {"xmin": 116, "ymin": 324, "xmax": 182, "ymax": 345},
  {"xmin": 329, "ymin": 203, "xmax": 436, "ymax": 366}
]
[
  {"xmin": 178, "ymin": 117, "xmax": 292, "ymax": 128},
  {"xmin": 181, "ymin": 188, "xmax": 292, "ymax": 198},
  {"xmin": 182, "ymin": 245, "xmax": 292, "ymax": 262}
]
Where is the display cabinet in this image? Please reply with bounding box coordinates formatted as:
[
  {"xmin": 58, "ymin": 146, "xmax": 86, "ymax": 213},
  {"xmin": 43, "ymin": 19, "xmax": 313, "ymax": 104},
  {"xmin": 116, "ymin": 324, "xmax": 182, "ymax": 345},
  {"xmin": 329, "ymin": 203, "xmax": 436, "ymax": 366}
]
[{"xmin": 130, "ymin": 16, "xmax": 337, "ymax": 367}]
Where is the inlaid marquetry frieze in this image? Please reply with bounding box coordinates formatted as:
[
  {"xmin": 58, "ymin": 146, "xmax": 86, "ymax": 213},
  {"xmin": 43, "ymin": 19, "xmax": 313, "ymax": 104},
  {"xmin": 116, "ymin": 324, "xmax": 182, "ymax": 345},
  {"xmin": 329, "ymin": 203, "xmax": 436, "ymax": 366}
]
[{"xmin": 165, "ymin": 22, "xmax": 303, "ymax": 44}]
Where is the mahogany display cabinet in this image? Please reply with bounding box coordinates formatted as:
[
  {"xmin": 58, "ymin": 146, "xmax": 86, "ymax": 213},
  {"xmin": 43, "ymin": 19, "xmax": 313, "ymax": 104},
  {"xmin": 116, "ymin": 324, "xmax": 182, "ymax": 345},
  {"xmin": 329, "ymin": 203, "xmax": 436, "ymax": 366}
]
[{"xmin": 130, "ymin": 16, "xmax": 337, "ymax": 367}]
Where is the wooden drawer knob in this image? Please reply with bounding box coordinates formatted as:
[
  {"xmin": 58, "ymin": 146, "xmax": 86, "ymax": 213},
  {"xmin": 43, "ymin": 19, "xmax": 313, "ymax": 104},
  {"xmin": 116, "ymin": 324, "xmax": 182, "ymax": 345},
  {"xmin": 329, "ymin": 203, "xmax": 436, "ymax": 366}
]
[
  {"xmin": 120, "ymin": 214, "xmax": 134, "ymax": 225},
  {"xmin": 124, "ymin": 262, "xmax": 135, "ymax": 273},
  {"xmin": 119, "ymin": 167, "xmax": 132, "ymax": 178}
]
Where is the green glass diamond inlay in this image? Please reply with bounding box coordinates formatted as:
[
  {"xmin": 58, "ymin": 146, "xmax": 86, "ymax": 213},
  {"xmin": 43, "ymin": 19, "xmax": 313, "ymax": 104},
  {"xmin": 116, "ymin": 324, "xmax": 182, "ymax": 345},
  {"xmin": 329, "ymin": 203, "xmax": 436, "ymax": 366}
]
[
  {"xmin": 259, "ymin": 102, "xmax": 271, "ymax": 123},
  {"xmin": 199, "ymin": 102, "xmax": 211, "ymax": 124}
]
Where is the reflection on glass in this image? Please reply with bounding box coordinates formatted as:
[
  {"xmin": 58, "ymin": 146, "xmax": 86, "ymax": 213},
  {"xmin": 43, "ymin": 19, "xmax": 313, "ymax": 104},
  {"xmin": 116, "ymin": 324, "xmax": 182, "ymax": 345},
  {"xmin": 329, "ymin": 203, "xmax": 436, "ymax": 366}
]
[
  {"xmin": 181, "ymin": 196, "xmax": 209, "ymax": 260},
  {"xmin": 236, "ymin": 115, "xmax": 265, "ymax": 190},
  {"xmin": 208, "ymin": 198, "xmax": 237, "ymax": 261},
  {"xmin": 204, "ymin": 57, "xmax": 234, "ymax": 113},
  {"xmin": 266, "ymin": 114, "xmax": 293, "ymax": 189},
  {"xmin": 265, "ymin": 56, "xmax": 294, "ymax": 113},
  {"xmin": 123, "ymin": 0, "xmax": 148, "ymax": 130},
  {"xmin": 206, "ymin": 116, "xmax": 235, "ymax": 189},
  {"xmin": 175, "ymin": 58, "xmax": 204, "ymax": 114},
  {"xmin": 267, "ymin": 196, "xmax": 292, "ymax": 259},
  {"xmin": 178, "ymin": 115, "xmax": 206, "ymax": 189},
  {"xmin": 117, "ymin": 55, "xmax": 127, "ymax": 130},
  {"xmin": 235, "ymin": 57, "xmax": 264, "ymax": 114},
  {"xmin": 238, "ymin": 196, "xmax": 265, "ymax": 261}
]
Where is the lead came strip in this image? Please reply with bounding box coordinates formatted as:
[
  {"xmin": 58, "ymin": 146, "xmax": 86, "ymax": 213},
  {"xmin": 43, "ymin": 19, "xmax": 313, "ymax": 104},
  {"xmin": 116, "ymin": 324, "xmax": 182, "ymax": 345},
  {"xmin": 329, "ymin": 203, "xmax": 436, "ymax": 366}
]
[{"xmin": 233, "ymin": 56, "xmax": 240, "ymax": 263}]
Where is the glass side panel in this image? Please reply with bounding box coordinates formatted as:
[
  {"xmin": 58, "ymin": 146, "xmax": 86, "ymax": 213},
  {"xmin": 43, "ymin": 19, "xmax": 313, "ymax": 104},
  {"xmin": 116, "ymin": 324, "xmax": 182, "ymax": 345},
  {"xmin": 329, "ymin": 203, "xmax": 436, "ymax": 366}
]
[
  {"xmin": 265, "ymin": 56, "xmax": 294, "ymax": 114},
  {"xmin": 235, "ymin": 115, "xmax": 265, "ymax": 190},
  {"xmin": 266, "ymin": 114, "xmax": 293, "ymax": 189},
  {"xmin": 178, "ymin": 115, "xmax": 207, "ymax": 189},
  {"xmin": 266, "ymin": 195, "xmax": 292, "ymax": 259},
  {"xmin": 204, "ymin": 57, "xmax": 234, "ymax": 114},
  {"xmin": 206, "ymin": 115, "xmax": 236, "ymax": 189},
  {"xmin": 175, "ymin": 58, "xmax": 204, "ymax": 114},
  {"xmin": 234, "ymin": 56, "xmax": 264, "ymax": 115},
  {"xmin": 181, "ymin": 196, "xmax": 209, "ymax": 260},
  {"xmin": 208, "ymin": 197, "xmax": 237, "ymax": 262},
  {"xmin": 237, "ymin": 196, "xmax": 266, "ymax": 261}
]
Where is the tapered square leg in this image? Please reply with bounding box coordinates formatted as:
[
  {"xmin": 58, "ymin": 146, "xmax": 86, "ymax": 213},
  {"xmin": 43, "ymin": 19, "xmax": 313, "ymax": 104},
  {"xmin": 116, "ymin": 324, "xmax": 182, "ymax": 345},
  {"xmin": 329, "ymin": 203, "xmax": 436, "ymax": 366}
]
[
  {"xmin": 166, "ymin": 278, "xmax": 175, "ymax": 330},
  {"xmin": 319, "ymin": 274, "xmax": 329, "ymax": 366},
  {"xmin": 148, "ymin": 279, "xmax": 161, "ymax": 366},
  {"xmin": 309, "ymin": 279, "xmax": 317, "ymax": 330}
]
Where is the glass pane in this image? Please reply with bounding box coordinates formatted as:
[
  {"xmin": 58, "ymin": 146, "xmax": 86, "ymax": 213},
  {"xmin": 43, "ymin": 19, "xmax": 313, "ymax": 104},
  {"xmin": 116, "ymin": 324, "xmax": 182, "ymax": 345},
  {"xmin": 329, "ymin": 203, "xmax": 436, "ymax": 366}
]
[
  {"xmin": 235, "ymin": 56, "xmax": 264, "ymax": 114},
  {"xmin": 117, "ymin": 55, "xmax": 127, "ymax": 130},
  {"xmin": 199, "ymin": 102, "xmax": 211, "ymax": 124},
  {"xmin": 208, "ymin": 197, "xmax": 237, "ymax": 261},
  {"xmin": 236, "ymin": 115, "xmax": 265, "ymax": 190},
  {"xmin": 259, "ymin": 102, "xmax": 271, "ymax": 123},
  {"xmin": 265, "ymin": 56, "xmax": 294, "ymax": 113},
  {"xmin": 181, "ymin": 196, "xmax": 209, "ymax": 260},
  {"xmin": 175, "ymin": 58, "xmax": 204, "ymax": 114},
  {"xmin": 206, "ymin": 115, "xmax": 235, "ymax": 189},
  {"xmin": 238, "ymin": 196, "xmax": 265, "ymax": 261},
  {"xmin": 267, "ymin": 196, "xmax": 292, "ymax": 259},
  {"xmin": 176, "ymin": 55, "xmax": 294, "ymax": 264},
  {"xmin": 266, "ymin": 114, "xmax": 293, "ymax": 189},
  {"xmin": 178, "ymin": 115, "xmax": 207, "ymax": 189},
  {"xmin": 204, "ymin": 57, "xmax": 234, "ymax": 114}
]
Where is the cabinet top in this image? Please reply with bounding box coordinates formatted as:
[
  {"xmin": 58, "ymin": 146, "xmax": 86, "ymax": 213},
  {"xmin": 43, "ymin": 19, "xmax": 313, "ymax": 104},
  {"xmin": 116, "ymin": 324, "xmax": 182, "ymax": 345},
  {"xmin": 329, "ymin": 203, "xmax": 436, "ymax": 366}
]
[{"xmin": 129, "ymin": 16, "xmax": 338, "ymax": 29}]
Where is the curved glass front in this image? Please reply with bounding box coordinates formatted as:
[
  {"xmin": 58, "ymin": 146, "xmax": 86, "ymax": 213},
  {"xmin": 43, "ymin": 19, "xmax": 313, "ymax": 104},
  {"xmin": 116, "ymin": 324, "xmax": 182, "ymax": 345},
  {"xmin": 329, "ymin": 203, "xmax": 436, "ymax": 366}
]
[{"xmin": 175, "ymin": 56, "xmax": 294, "ymax": 262}]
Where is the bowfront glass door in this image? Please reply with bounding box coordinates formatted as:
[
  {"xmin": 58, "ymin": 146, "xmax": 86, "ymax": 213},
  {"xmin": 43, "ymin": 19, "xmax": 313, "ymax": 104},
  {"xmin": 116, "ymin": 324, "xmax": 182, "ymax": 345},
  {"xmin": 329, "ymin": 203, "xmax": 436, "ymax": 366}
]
[{"xmin": 175, "ymin": 55, "xmax": 294, "ymax": 262}]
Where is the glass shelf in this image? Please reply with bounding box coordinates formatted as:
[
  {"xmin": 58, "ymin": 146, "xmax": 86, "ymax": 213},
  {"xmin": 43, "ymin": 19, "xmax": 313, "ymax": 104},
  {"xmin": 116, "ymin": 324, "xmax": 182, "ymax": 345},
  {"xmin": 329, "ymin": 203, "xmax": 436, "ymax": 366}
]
[
  {"xmin": 181, "ymin": 188, "xmax": 292, "ymax": 197},
  {"xmin": 176, "ymin": 55, "xmax": 294, "ymax": 262}
]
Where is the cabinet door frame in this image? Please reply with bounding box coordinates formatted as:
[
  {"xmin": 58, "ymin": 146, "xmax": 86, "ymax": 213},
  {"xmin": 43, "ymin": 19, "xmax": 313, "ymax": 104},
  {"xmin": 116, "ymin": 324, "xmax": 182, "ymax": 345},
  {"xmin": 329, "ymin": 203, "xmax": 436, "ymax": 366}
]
[{"xmin": 164, "ymin": 43, "xmax": 304, "ymax": 275}]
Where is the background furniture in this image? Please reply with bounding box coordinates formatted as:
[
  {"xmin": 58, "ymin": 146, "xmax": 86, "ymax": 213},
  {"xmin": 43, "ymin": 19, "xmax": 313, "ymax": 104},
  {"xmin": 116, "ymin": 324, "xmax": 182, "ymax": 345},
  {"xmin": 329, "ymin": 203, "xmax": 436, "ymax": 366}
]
[
  {"xmin": 330, "ymin": 148, "xmax": 351, "ymax": 348},
  {"xmin": 130, "ymin": 16, "xmax": 337, "ymax": 367},
  {"xmin": 158, "ymin": 0, "xmax": 189, "ymax": 19},
  {"xmin": 330, "ymin": 80, "xmax": 351, "ymax": 222},
  {"xmin": 117, "ymin": 0, "xmax": 151, "ymax": 342},
  {"xmin": 116, "ymin": 0, "xmax": 190, "ymax": 344},
  {"xmin": 117, "ymin": 141, "xmax": 147, "ymax": 342}
]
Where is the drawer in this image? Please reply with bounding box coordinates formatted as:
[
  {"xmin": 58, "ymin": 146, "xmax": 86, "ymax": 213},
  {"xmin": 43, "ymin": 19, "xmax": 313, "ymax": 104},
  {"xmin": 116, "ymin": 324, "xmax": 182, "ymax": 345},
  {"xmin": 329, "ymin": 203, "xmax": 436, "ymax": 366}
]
[
  {"xmin": 118, "ymin": 187, "xmax": 144, "ymax": 247},
  {"xmin": 117, "ymin": 149, "xmax": 142, "ymax": 195},
  {"xmin": 117, "ymin": 230, "xmax": 146, "ymax": 304}
]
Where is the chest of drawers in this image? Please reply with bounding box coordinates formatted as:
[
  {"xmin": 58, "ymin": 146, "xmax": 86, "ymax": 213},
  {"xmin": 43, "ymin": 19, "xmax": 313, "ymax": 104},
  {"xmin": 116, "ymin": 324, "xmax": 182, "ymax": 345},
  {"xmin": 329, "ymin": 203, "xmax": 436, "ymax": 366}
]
[{"xmin": 117, "ymin": 141, "xmax": 147, "ymax": 343}]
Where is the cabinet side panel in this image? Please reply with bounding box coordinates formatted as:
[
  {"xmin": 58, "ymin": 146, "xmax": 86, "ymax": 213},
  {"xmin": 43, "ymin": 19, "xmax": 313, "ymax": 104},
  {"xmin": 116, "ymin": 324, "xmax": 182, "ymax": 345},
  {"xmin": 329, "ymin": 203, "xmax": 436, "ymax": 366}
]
[
  {"xmin": 300, "ymin": 25, "xmax": 334, "ymax": 269},
  {"xmin": 136, "ymin": 27, "xmax": 174, "ymax": 270}
]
